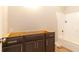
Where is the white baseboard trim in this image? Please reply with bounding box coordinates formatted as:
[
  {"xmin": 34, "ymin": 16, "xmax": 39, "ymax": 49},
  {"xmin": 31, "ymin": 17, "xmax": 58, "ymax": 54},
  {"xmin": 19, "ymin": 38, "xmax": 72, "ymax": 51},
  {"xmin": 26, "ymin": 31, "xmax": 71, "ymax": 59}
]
[
  {"xmin": 56, "ymin": 39, "xmax": 79, "ymax": 52},
  {"xmin": 55, "ymin": 42, "xmax": 62, "ymax": 48}
]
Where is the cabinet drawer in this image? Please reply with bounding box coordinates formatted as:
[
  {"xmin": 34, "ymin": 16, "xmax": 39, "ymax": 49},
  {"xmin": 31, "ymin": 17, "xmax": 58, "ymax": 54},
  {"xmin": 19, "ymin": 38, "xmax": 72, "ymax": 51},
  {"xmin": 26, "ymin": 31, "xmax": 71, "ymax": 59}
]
[
  {"xmin": 3, "ymin": 36, "xmax": 23, "ymax": 46},
  {"xmin": 45, "ymin": 32, "xmax": 55, "ymax": 38},
  {"xmin": 2, "ymin": 44, "xmax": 22, "ymax": 52},
  {"xmin": 6, "ymin": 36, "xmax": 23, "ymax": 42},
  {"xmin": 23, "ymin": 34, "xmax": 44, "ymax": 42}
]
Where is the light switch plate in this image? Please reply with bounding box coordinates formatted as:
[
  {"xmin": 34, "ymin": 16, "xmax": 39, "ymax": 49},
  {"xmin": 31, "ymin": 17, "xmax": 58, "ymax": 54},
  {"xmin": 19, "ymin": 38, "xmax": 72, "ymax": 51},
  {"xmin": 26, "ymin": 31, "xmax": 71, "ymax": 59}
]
[{"xmin": 65, "ymin": 20, "xmax": 67, "ymax": 23}]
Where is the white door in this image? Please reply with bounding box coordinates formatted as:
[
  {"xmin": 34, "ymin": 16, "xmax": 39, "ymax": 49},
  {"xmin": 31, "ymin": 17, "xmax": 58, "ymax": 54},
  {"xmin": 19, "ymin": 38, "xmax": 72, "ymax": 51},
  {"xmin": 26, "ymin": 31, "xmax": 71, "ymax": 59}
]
[{"xmin": 56, "ymin": 12, "xmax": 65, "ymax": 46}]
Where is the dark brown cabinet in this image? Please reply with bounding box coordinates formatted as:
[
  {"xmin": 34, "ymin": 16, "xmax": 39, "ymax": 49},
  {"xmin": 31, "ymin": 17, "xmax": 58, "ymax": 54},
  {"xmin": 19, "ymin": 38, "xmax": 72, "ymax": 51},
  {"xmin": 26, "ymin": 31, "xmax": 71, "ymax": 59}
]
[
  {"xmin": 23, "ymin": 40, "xmax": 45, "ymax": 52},
  {"xmin": 35, "ymin": 39, "xmax": 45, "ymax": 52},
  {"xmin": 2, "ymin": 32, "xmax": 55, "ymax": 52},
  {"xmin": 46, "ymin": 32, "xmax": 55, "ymax": 52},
  {"xmin": 23, "ymin": 41, "xmax": 36, "ymax": 52},
  {"xmin": 46, "ymin": 38, "xmax": 55, "ymax": 52},
  {"xmin": 23, "ymin": 34, "xmax": 45, "ymax": 52},
  {"xmin": 3, "ymin": 44, "xmax": 22, "ymax": 52}
]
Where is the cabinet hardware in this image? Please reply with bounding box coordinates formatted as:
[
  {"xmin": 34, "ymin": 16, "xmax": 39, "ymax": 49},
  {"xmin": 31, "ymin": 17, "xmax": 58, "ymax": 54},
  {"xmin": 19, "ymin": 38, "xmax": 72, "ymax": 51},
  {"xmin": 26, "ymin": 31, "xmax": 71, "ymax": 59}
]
[
  {"xmin": 7, "ymin": 41, "xmax": 17, "ymax": 44},
  {"xmin": 49, "ymin": 35, "xmax": 53, "ymax": 37}
]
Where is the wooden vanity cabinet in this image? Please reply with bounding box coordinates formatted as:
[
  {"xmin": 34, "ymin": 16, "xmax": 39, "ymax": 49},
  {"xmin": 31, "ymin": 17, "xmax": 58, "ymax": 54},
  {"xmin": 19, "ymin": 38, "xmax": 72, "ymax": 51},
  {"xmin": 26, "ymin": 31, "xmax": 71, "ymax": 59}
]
[
  {"xmin": 23, "ymin": 34, "xmax": 45, "ymax": 52},
  {"xmin": 2, "ymin": 32, "xmax": 55, "ymax": 52}
]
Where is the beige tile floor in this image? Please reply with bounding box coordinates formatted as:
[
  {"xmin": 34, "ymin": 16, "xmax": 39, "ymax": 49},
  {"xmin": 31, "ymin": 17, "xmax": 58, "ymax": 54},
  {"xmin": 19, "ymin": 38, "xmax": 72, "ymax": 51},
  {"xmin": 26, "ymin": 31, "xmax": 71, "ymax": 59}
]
[{"xmin": 55, "ymin": 46, "xmax": 72, "ymax": 52}]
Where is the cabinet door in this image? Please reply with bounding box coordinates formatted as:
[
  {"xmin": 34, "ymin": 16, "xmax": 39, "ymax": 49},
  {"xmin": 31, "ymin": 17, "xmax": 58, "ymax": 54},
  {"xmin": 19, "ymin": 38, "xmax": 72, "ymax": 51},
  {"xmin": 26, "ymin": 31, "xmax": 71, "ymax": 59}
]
[
  {"xmin": 36, "ymin": 40, "xmax": 45, "ymax": 52},
  {"xmin": 23, "ymin": 41, "xmax": 36, "ymax": 52},
  {"xmin": 2, "ymin": 44, "xmax": 22, "ymax": 52},
  {"xmin": 46, "ymin": 38, "xmax": 55, "ymax": 52}
]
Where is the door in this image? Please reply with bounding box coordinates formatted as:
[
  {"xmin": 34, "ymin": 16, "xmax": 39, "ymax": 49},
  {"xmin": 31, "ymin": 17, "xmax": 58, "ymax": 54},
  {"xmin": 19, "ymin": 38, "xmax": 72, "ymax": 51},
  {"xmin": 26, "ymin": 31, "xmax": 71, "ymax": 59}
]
[
  {"xmin": 46, "ymin": 38, "xmax": 55, "ymax": 52},
  {"xmin": 36, "ymin": 39, "xmax": 45, "ymax": 52},
  {"xmin": 2, "ymin": 44, "xmax": 22, "ymax": 52},
  {"xmin": 56, "ymin": 12, "xmax": 65, "ymax": 46}
]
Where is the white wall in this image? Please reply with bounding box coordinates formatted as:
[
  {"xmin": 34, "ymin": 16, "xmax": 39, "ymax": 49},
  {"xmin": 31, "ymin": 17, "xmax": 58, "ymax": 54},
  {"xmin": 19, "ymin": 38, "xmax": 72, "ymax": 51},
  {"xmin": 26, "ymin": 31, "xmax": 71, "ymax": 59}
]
[
  {"xmin": 0, "ymin": 6, "xmax": 3, "ymax": 52},
  {"xmin": 0, "ymin": 6, "xmax": 8, "ymax": 36},
  {"xmin": 0, "ymin": 6, "xmax": 8, "ymax": 52},
  {"xmin": 2, "ymin": 7, "xmax": 8, "ymax": 35},
  {"xmin": 8, "ymin": 6, "xmax": 57, "ymax": 33},
  {"xmin": 64, "ymin": 7, "xmax": 79, "ymax": 45},
  {"xmin": 62, "ymin": 7, "xmax": 79, "ymax": 51},
  {"xmin": 0, "ymin": 6, "xmax": 3, "ymax": 36}
]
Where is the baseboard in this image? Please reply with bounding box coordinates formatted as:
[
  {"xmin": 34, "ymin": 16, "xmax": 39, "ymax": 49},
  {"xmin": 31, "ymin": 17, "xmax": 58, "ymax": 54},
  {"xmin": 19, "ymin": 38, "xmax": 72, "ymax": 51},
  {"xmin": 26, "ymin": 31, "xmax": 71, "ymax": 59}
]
[
  {"xmin": 56, "ymin": 39, "xmax": 79, "ymax": 52},
  {"xmin": 55, "ymin": 40, "xmax": 62, "ymax": 47}
]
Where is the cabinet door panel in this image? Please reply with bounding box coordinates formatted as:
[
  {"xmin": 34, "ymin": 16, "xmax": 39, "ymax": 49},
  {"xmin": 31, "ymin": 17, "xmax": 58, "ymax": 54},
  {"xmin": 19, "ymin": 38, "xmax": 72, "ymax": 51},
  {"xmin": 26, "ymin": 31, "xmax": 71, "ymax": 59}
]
[
  {"xmin": 23, "ymin": 41, "xmax": 36, "ymax": 52},
  {"xmin": 36, "ymin": 40, "xmax": 45, "ymax": 52},
  {"xmin": 46, "ymin": 38, "xmax": 55, "ymax": 52},
  {"xmin": 3, "ymin": 44, "xmax": 22, "ymax": 52}
]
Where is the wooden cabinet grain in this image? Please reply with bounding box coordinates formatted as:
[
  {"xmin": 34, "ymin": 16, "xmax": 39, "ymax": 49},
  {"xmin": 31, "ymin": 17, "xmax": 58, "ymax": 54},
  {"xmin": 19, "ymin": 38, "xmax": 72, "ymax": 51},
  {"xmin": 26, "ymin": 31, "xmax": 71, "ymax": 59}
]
[
  {"xmin": 3, "ymin": 44, "xmax": 22, "ymax": 52},
  {"xmin": 46, "ymin": 38, "xmax": 55, "ymax": 52},
  {"xmin": 45, "ymin": 32, "xmax": 55, "ymax": 52},
  {"xmin": 23, "ymin": 41, "xmax": 36, "ymax": 52},
  {"xmin": 35, "ymin": 39, "xmax": 45, "ymax": 52},
  {"xmin": 23, "ymin": 39, "xmax": 45, "ymax": 52},
  {"xmin": 2, "ymin": 32, "xmax": 55, "ymax": 52}
]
